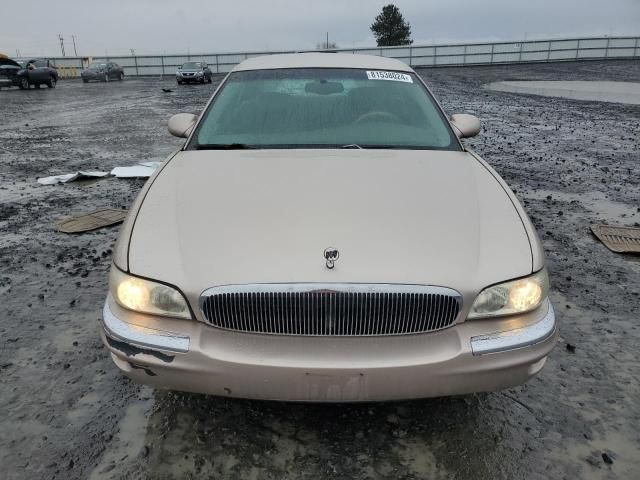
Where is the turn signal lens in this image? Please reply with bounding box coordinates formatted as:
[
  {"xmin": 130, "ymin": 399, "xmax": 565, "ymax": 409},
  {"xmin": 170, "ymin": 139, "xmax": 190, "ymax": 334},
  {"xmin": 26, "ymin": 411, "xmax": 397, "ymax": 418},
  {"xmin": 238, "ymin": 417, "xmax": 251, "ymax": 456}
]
[
  {"xmin": 468, "ymin": 269, "xmax": 549, "ymax": 319},
  {"xmin": 109, "ymin": 267, "xmax": 191, "ymax": 319}
]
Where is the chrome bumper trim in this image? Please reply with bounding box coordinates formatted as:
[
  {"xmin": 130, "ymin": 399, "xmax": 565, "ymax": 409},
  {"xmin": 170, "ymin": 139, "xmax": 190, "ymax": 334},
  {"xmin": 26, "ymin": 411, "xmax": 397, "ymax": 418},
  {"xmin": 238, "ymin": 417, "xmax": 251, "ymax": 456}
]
[
  {"xmin": 470, "ymin": 300, "xmax": 556, "ymax": 355},
  {"xmin": 102, "ymin": 299, "xmax": 190, "ymax": 353}
]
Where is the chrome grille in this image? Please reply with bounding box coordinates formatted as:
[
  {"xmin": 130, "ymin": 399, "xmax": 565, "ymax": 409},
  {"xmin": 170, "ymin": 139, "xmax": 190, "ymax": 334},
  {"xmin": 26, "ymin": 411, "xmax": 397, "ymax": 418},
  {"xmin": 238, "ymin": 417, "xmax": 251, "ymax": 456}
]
[{"xmin": 200, "ymin": 284, "xmax": 461, "ymax": 336}]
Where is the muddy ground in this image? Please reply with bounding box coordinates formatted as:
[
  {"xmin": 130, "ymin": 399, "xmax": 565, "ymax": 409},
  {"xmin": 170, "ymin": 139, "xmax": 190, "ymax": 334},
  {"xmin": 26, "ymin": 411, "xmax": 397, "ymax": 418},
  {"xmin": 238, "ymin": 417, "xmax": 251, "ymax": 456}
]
[{"xmin": 1, "ymin": 60, "xmax": 639, "ymax": 479}]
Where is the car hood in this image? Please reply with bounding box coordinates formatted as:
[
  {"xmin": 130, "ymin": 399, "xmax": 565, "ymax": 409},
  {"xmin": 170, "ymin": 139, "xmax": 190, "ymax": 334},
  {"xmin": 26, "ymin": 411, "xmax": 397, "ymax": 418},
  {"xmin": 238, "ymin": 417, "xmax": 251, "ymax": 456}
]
[
  {"xmin": 128, "ymin": 149, "xmax": 533, "ymax": 313},
  {"xmin": 178, "ymin": 69, "xmax": 202, "ymax": 73}
]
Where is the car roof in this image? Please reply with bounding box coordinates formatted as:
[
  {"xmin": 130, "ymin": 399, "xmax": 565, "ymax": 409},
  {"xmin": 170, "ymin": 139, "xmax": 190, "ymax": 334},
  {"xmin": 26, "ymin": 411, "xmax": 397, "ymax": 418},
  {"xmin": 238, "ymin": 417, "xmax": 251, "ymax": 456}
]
[{"xmin": 232, "ymin": 52, "xmax": 413, "ymax": 73}]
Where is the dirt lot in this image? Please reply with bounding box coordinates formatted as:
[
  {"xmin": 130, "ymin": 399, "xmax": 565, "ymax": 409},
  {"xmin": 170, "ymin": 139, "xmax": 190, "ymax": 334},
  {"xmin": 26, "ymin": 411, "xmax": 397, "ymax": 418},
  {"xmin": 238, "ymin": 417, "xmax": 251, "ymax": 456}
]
[{"xmin": 1, "ymin": 60, "xmax": 639, "ymax": 480}]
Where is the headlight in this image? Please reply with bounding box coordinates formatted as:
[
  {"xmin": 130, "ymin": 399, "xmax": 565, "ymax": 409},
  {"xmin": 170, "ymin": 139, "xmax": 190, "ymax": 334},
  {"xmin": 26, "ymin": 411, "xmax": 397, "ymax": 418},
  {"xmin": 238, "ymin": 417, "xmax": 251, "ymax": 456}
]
[
  {"xmin": 468, "ymin": 269, "xmax": 550, "ymax": 319},
  {"xmin": 109, "ymin": 267, "xmax": 191, "ymax": 319},
  {"xmin": 195, "ymin": 71, "xmax": 203, "ymax": 76}
]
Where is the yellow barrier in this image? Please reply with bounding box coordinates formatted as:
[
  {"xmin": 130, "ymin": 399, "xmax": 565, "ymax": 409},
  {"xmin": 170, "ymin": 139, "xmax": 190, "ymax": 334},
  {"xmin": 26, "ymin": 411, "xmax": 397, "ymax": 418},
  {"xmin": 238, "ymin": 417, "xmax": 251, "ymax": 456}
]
[{"xmin": 56, "ymin": 66, "xmax": 78, "ymax": 79}]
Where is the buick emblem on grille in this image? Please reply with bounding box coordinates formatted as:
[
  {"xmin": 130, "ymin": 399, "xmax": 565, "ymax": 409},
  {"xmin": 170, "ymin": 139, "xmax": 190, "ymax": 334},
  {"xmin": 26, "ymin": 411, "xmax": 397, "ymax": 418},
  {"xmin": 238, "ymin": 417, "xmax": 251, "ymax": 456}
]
[{"xmin": 324, "ymin": 247, "xmax": 339, "ymax": 269}]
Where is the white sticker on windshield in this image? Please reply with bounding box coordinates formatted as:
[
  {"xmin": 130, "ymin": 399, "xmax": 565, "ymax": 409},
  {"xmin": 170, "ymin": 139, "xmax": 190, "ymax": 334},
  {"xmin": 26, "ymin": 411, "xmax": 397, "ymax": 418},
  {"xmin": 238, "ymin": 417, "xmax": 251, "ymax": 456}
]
[{"xmin": 366, "ymin": 71, "xmax": 413, "ymax": 83}]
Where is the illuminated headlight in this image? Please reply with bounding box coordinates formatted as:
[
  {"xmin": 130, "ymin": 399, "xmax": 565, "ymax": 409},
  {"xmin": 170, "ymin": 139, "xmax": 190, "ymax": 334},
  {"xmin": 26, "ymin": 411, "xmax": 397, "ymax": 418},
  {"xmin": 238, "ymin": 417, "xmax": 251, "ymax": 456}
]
[
  {"xmin": 468, "ymin": 269, "xmax": 550, "ymax": 319},
  {"xmin": 109, "ymin": 267, "xmax": 191, "ymax": 319}
]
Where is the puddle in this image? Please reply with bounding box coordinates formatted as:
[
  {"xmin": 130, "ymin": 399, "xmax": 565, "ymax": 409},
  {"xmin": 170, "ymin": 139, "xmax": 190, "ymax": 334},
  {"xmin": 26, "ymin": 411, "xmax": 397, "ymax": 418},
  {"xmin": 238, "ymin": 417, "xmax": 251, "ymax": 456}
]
[
  {"xmin": 484, "ymin": 81, "xmax": 640, "ymax": 105},
  {"xmin": 88, "ymin": 387, "xmax": 154, "ymax": 480},
  {"xmin": 523, "ymin": 189, "xmax": 638, "ymax": 222}
]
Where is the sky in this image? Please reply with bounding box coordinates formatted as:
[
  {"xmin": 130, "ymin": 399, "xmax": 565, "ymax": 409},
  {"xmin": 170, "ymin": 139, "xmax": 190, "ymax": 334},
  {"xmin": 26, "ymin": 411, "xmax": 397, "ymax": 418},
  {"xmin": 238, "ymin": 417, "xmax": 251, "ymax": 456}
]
[{"xmin": 2, "ymin": 0, "xmax": 639, "ymax": 57}]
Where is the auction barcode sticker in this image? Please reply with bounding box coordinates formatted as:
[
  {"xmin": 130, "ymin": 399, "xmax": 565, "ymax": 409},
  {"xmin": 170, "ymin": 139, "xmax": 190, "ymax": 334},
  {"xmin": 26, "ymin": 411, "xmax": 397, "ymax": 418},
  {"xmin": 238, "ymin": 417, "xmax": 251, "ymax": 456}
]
[{"xmin": 366, "ymin": 71, "xmax": 413, "ymax": 83}]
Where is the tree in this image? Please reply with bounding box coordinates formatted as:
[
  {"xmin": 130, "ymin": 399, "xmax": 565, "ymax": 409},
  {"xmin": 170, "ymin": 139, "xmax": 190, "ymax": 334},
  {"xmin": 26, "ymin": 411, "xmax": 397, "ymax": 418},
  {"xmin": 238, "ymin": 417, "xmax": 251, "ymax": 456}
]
[{"xmin": 370, "ymin": 4, "xmax": 413, "ymax": 47}]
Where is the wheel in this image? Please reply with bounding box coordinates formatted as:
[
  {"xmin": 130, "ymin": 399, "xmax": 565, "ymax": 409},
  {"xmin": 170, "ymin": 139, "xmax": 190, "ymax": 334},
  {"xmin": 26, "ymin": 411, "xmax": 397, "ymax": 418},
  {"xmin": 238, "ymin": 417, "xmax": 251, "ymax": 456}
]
[
  {"xmin": 47, "ymin": 77, "xmax": 56, "ymax": 88},
  {"xmin": 19, "ymin": 77, "xmax": 30, "ymax": 89},
  {"xmin": 177, "ymin": 80, "xmax": 182, "ymax": 85},
  {"xmin": 118, "ymin": 72, "xmax": 124, "ymax": 81},
  {"xmin": 207, "ymin": 76, "xmax": 212, "ymax": 84},
  {"xmin": 82, "ymin": 78, "xmax": 88, "ymax": 83},
  {"xmin": 200, "ymin": 77, "xmax": 205, "ymax": 84},
  {"xmin": 34, "ymin": 83, "xmax": 41, "ymax": 89}
]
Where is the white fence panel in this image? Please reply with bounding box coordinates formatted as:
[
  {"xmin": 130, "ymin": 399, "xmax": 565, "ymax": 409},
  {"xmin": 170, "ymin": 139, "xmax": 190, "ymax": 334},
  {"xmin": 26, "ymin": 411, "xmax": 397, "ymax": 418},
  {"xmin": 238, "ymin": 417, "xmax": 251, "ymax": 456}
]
[{"xmin": 28, "ymin": 35, "xmax": 638, "ymax": 77}]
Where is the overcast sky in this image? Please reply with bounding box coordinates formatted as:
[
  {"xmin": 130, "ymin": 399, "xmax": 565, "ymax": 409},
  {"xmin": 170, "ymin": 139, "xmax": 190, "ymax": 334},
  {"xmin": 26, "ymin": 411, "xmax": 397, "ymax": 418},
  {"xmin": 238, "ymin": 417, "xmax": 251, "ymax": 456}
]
[{"xmin": 2, "ymin": 0, "xmax": 639, "ymax": 57}]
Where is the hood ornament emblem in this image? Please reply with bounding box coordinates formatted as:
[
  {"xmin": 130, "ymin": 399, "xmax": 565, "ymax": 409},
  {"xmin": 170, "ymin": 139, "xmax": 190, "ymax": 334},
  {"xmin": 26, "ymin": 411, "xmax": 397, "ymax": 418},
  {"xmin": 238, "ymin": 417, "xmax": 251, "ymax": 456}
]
[{"xmin": 324, "ymin": 247, "xmax": 339, "ymax": 269}]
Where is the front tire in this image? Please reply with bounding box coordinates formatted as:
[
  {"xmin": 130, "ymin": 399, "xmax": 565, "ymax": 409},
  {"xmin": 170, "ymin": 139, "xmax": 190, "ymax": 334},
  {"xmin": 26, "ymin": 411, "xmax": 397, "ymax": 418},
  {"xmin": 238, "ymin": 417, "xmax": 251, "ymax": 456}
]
[
  {"xmin": 82, "ymin": 78, "xmax": 88, "ymax": 83},
  {"xmin": 177, "ymin": 80, "xmax": 182, "ymax": 85},
  {"xmin": 207, "ymin": 76, "xmax": 212, "ymax": 84},
  {"xmin": 19, "ymin": 77, "xmax": 30, "ymax": 90},
  {"xmin": 47, "ymin": 77, "xmax": 56, "ymax": 88}
]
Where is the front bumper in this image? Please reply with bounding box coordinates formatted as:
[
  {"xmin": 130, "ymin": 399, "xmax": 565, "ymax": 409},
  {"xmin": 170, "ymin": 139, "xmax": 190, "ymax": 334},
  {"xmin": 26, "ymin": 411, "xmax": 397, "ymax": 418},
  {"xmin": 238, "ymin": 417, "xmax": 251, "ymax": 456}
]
[
  {"xmin": 101, "ymin": 295, "xmax": 557, "ymax": 401},
  {"xmin": 176, "ymin": 74, "xmax": 203, "ymax": 82},
  {"xmin": 82, "ymin": 71, "xmax": 105, "ymax": 80}
]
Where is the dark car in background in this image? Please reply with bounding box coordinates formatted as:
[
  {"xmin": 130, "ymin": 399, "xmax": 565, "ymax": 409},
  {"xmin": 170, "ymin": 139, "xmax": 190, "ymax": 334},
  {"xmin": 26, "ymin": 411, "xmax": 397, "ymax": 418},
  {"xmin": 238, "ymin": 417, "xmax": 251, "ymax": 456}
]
[
  {"xmin": 176, "ymin": 61, "xmax": 212, "ymax": 84},
  {"xmin": 0, "ymin": 57, "xmax": 21, "ymax": 89},
  {"xmin": 16, "ymin": 59, "xmax": 58, "ymax": 89},
  {"xmin": 81, "ymin": 62, "xmax": 125, "ymax": 82}
]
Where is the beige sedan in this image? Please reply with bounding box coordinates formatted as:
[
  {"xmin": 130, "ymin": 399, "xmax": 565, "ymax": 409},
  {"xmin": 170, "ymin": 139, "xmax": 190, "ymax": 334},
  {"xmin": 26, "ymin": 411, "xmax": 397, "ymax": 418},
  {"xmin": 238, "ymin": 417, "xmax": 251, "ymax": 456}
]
[{"xmin": 102, "ymin": 53, "xmax": 557, "ymax": 401}]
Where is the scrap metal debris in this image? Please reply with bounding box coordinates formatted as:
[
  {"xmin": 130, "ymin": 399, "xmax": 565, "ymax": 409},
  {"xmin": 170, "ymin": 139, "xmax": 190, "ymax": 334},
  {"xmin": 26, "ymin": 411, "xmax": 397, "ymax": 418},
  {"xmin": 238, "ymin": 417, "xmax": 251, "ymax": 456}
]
[
  {"xmin": 37, "ymin": 162, "xmax": 162, "ymax": 184},
  {"xmin": 591, "ymin": 224, "xmax": 640, "ymax": 254},
  {"xmin": 37, "ymin": 171, "xmax": 109, "ymax": 185},
  {"xmin": 110, "ymin": 161, "xmax": 162, "ymax": 178},
  {"xmin": 57, "ymin": 208, "xmax": 127, "ymax": 233}
]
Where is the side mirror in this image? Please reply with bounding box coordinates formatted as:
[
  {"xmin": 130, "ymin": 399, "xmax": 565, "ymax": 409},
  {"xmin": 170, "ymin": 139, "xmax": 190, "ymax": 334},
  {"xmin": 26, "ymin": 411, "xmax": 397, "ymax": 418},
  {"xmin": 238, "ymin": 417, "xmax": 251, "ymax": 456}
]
[
  {"xmin": 168, "ymin": 113, "xmax": 197, "ymax": 138},
  {"xmin": 450, "ymin": 114, "xmax": 481, "ymax": 138}
]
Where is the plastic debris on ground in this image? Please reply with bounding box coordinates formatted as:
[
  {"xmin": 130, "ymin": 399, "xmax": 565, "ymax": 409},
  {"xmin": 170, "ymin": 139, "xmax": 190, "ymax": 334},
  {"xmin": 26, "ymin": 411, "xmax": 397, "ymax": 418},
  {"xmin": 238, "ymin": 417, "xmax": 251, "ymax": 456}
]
[
  {"xmin": 37, "ymin": 162, "xmax": 162, "ymax": 184},
  {"xmin": 57, "ymin": 208, "xmax": 128, "ymax": 233},
  {"xmin": 110, "ymin": 161, "xmax": 162, "ymax": 178},
  {"xmin": 37, "ymin": 171, "xmax": 109, "ymax": 185},
  {"xmin": 590, "ymin": 224, "xmax": 640, "ymax": 254}
]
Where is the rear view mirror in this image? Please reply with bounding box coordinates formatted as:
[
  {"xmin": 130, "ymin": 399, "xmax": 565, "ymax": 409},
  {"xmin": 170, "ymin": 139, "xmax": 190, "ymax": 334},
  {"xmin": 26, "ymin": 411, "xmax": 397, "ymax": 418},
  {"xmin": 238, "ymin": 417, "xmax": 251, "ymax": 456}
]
[
  {"xmin": 305, "ymin": 81, "xmax": 344, "ymax": 95},
  {"xmin": 168, "ymin": 113, "xmax": 197, "ymax": 138},
  {"xmin": 450, "ymin": 114, "xmax": 481, "ymax": 138}
]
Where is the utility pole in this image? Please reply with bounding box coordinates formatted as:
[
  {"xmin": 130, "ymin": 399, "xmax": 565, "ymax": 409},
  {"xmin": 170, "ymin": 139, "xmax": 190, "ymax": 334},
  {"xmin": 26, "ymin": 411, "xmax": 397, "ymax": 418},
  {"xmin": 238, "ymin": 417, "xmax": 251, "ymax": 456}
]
[
  {"xmin": 130, "ymin": 48, "xmax": 136, "ymax": 56},
  {"xmin": 58, "ymin": 34, "xmax": 66, "ymax": 56},
  {"xmin": 326, "ymin": 32, "xmax": 329, "ymax": 49},
  {"xmin": 72, "ymin": 35, "xmax": 78, "ymax": 56}
]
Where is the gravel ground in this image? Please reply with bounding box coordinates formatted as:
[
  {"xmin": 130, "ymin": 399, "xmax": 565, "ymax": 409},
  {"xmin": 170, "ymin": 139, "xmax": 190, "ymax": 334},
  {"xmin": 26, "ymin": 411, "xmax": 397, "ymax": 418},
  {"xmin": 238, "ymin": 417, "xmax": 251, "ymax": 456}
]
[{"xmin": 1, "ymin": 60, "xmax": 639, "ymax": 480}]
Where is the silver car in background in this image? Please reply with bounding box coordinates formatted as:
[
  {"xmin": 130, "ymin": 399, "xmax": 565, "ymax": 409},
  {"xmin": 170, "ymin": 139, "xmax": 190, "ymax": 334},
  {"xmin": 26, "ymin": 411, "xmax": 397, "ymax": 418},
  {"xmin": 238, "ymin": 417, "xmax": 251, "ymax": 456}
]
[{"xmin": 176, "ymin": 61, "xmax": 213, "ymax": 84}]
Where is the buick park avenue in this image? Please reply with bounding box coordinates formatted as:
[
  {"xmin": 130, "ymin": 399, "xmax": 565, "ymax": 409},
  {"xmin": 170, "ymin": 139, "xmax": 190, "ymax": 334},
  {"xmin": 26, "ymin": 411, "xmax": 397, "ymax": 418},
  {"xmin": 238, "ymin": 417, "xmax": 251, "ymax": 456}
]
[{"xmin": 101, "ymin": 53, "xmax": 557, "ymax": 401}]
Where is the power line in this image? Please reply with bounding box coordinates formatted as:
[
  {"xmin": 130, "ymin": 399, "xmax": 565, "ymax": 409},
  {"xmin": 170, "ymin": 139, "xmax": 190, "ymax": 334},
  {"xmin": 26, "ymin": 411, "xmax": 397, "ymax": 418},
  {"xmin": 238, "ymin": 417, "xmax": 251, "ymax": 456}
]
[{"xmin": 58, "ymin": 34, "xmax": 66, "ymax": 56}]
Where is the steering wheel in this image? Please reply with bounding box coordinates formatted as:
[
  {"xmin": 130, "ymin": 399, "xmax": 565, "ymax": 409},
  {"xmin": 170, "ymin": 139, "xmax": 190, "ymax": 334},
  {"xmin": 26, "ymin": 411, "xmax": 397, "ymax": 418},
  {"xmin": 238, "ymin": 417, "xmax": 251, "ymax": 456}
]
[{"xmin": 355, "ymin": 111, "xmax": 401, "ymax": 124}]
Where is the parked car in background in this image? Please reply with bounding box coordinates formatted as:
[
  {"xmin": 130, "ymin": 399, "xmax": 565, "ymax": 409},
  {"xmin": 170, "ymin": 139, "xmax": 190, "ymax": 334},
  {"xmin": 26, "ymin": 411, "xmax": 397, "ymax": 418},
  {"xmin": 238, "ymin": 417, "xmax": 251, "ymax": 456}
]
[
  {"xmin": 176, "ymin": 62, "xmax": 212, "ymax": 84},
  {"xmin": 16, "ymin": 59, "xmax": 58, "ymax": 89},
  {"xmin": 81, "ymin": 61, "xmax": 125, "ymax": 82},
  {"xmin": 102, "ymin": 53, "xmax": 557, "ymax": 402},
  {"xmin": 0, "ymin": 57, "xmax": 21, "ymax": 89}
]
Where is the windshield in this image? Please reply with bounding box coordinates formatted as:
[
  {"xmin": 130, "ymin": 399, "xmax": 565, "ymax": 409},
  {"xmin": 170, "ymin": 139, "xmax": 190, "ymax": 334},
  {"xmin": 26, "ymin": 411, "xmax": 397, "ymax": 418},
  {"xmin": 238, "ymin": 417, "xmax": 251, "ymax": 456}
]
[
  {"xmin": 192, "ymin": 68, "xmax": 459, "ymax": 150},
  {"xmin": 182, "ymin": 62, "xmax": 202, "ymax": 69},
  {"xmin": 88, "ymin": 62, "xmax": 107, "ymax": 69}
]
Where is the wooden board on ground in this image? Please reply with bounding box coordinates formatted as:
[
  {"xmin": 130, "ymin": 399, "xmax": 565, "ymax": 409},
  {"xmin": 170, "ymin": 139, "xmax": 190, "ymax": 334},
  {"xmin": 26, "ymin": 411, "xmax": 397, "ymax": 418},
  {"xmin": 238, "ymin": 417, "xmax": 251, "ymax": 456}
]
[
  {"xmin": 591, "ymin": 224, "xmax": 640, "ymax": 254},
  {"xmin": 57, "ymin": 208, "xmax": 127, "ymax": 233}
]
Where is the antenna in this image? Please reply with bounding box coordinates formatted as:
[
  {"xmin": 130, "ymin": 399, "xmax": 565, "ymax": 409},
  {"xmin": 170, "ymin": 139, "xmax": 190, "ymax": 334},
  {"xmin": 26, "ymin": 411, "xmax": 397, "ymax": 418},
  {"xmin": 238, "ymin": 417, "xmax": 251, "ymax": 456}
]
[{"xmin": 58, "ymin": 34, "xmax": 66, "ymax": 56}]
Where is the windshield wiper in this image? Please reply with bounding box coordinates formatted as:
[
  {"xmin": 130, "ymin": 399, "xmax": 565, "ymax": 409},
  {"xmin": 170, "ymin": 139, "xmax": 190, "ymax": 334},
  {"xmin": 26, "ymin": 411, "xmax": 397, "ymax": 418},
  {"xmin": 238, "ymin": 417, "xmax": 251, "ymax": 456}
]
[
  {"xmin": 195, "ymin": 143, "xmax": 255, "ymax": 150},
  {"xmin": 340, "ymin": 144, "xmax": 364, "ymax": 149}
]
